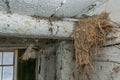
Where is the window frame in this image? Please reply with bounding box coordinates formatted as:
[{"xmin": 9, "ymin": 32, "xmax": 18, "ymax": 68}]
[{"xmin": 0, "ymin": 50, "xmax": 18, "ymax": 80}]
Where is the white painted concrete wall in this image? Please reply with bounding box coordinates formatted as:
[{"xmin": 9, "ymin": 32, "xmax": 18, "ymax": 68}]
[{"xmin": 0, "ymin": 0, "xmax": 97, "ymax": 18}]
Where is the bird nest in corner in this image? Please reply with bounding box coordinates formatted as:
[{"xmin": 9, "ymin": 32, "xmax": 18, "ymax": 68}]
[{"xmin": 73, "ymin": 12, "xmax": 113, "ymax": 80}]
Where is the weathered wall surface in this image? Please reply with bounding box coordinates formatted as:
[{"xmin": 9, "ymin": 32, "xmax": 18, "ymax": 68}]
[
  {"xmin": 36, "ymin": 41, "xmax": 120, "ymax": 80},
  {"xmin": 91, "ymin": 46, "xmax": 120, "ymax": 80}
]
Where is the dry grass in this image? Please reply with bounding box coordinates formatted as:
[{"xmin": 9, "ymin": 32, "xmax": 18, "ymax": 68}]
[{"xmin": 73, "ymin": 12, "xmax": 113, "ymax": 80}]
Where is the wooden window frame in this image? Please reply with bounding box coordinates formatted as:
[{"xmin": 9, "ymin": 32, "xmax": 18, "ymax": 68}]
[{"xmin": 0, "ymin": 50, "xmax": 18, "ymax": 80}]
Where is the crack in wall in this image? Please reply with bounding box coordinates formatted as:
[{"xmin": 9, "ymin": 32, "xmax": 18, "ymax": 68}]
[
  {"xmin": 50, "ymin": 0, "xmax": 67, "ymax": 17},
  {"xmin": 93, "ymin": 59, "xmax": 120, "ymax": 64},
  {"xmin": 101, "ymin": 43, "xmax": 120, "ymax": 48}
]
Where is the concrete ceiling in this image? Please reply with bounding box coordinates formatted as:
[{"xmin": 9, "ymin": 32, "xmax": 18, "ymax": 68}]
[{"xmin": 0, "ymin": 0, "xmax": 100, "ymax": 18}]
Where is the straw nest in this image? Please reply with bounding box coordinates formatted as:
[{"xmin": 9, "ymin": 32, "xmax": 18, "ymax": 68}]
[{"xmin": 73, "ymin": 12, "xmax": 113, "ymax": 80}]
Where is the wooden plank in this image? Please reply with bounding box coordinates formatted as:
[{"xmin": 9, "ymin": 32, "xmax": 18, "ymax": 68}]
[
  {"xmin": 38, "ymin": 44, "xmax": 56, "ymax": 80},
  {"xmin": 56, "ymin": 41, "xmax": 76, "ymax": 80}
]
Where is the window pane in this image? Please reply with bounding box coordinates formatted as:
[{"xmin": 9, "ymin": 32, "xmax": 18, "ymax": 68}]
[
  {"xmin": 0, "ymin": 67, "xmax": 2, "ymax": 80},
  {"xmin": 3, "ymin": 52, "xmax": 14, "ymax": 65},
  {"xmin": 0, "ymin": 52, "xmax": 2, "ymax": 65},
  {"xmin": 3, "ymin": 66, "xmax": 13, "ymax": 80}
]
